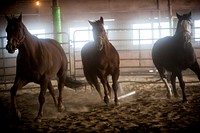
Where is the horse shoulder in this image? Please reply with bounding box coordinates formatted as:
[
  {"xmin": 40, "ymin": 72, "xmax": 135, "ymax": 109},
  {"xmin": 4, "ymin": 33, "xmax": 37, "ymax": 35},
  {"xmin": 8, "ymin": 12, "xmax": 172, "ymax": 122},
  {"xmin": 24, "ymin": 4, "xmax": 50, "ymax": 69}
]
[{"xmin": 81, "ymin": 42, "xmax": 97, "ymax": 63}]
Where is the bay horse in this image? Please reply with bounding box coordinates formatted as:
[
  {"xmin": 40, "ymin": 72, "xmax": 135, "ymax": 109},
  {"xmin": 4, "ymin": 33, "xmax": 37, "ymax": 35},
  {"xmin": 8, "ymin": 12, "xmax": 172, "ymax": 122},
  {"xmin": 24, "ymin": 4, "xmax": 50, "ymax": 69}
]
[
  {"xmin": 152, "ymin": 12, "xmax": 200, "ymax": 102},
  {"xmin": 81, "ymin": 17, "xmax": 120, "ymax": 105},
  {"xmin": 5, "ymin": 13, "xmax": 83, "ymax": 122}
]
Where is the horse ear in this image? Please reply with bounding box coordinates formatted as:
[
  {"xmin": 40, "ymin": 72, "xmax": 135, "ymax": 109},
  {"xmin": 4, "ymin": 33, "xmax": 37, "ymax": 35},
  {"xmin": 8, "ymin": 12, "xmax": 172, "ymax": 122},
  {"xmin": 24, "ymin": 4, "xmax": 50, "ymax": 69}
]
[
  {"xmin": 88, "ymin": 20, "xmax": 93, "ymax": 26},
  {"xmin": 100, "ymin": 16, "xmax": 104, "ymax": 24},
  {"xmin": 176, "ymin": 13, "xmax": 181, "ymax": 19},
  {"xmin": 188, "ymin": 11, "xmax": 191, "ymax": 17},
  {"xmin": 18, "ymin": 12, "xmax": 22, "ymax": 22},
  {"xmin": 5, "ymin": 14, "xmax": 11, "ymax": 21}
]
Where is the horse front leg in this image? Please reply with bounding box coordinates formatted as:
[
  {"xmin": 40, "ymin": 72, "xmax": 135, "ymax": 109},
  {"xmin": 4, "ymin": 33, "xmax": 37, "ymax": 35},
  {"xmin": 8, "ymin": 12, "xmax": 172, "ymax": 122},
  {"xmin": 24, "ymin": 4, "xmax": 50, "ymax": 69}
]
[
  {"xmin": 10, "ymin": 77, "xmax": 28, "ymax": 121},
  {"xmin": 99, "ymin": 77, "xmax": 110, "ymax": 105},
  {"xmin": 92, "ymin": 75, "xmax": 103, "ymax": 100},
  {"xmin": 112, "ymin": 70, "xmax": 120, "ymax": 106},
  {"xmin": 106, "ymin": 79, "xmax": 112, "ymax": 99},
  {"xmin": 177, "ymin": 72, "xmax": 187, "ymax": 103},
  {"xmin": 157, "ymin": 68, "xmax": 173, "ymax": 99}
]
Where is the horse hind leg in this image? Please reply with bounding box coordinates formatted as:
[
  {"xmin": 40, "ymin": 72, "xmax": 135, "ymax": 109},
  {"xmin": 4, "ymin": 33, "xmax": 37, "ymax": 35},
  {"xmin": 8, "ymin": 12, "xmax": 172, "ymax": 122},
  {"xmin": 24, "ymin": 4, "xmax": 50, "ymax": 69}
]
[
  {"xmin": 189, "ymin": 61, "xmax": 200, "ymax": 80},
  {"xmin": 176, "ymin": 72, "xmax": 187, "ymax": 103},
  {"xmin": 47, "ymin": 81, "xmax": 58, "ymax": 108},
  {"xmin": 10, "ymin": 77, "xmax": 28, "ymax": 121},
  {"xmin": 57, "ymin": 75, "xmax": 65, "ymax": 112}
]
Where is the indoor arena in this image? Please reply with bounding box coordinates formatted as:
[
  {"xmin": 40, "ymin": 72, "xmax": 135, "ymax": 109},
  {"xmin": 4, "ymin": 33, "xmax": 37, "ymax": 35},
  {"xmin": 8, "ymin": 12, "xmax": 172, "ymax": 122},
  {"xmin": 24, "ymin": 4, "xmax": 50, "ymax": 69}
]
[{"xmin": 0, "ymin": 0, "xmax": 200, "ymax": 132}]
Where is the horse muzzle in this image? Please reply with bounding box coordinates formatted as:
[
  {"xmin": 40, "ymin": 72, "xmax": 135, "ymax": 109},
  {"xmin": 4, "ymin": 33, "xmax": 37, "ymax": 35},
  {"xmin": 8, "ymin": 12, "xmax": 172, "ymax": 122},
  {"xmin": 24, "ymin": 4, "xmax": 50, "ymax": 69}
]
[{"xmin": 6, "ymin": 43, "xmax": 16, "ymax": 53}]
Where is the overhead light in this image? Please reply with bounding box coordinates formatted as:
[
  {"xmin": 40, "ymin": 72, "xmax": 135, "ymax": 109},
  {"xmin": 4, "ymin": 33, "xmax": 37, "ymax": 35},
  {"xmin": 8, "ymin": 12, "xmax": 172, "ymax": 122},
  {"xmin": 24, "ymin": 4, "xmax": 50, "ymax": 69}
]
[
  {"xmin": 36, "ymin": 1, "xmax": 40, "ymax": 6},
  {"xmin": 104, "ymin": 19, "xmax": 115, "ymax": 22}
]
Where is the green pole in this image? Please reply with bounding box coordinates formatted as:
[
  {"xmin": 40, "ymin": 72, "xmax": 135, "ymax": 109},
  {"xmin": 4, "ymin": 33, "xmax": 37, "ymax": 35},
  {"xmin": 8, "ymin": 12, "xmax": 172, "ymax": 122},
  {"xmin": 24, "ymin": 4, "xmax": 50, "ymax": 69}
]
[{"xmin": 52, "ymin": 0, "xmax": 62, "ymax": 43}]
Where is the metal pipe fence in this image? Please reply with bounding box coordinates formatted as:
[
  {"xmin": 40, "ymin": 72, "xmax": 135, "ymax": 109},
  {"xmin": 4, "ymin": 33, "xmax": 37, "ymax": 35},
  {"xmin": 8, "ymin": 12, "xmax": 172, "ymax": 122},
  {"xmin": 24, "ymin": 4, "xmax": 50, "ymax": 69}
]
[
  {"xmin": 1, "ymin": 28, "xmax": 200, "ymax": 90},
  {"xmin": 72, "ymin": 27, "xmax": 200, "ymax": 80}
]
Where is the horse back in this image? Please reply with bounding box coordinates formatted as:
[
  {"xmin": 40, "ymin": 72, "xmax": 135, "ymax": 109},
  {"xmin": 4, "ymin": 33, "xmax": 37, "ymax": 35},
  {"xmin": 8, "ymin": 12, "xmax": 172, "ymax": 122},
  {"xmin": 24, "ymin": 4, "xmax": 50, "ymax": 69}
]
[{"xmin": 37, "ymin": 38, "xmax": 68, "ymax": 75}]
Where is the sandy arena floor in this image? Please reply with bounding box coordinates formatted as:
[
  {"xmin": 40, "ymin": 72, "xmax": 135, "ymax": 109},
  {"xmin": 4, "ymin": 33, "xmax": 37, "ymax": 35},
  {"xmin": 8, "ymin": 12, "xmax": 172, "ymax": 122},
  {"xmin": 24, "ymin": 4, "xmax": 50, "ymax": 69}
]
[{"xmin": 0, "ymin": 77, "xmax": 200, "ymax": 133}]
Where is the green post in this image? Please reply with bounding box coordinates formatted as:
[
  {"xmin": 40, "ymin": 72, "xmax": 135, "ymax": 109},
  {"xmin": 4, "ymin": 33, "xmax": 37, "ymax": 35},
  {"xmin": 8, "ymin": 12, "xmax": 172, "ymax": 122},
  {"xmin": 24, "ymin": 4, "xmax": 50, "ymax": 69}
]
[{"xmin": 52, "ymin": 0, "xmax": 62, "ymax": 43}]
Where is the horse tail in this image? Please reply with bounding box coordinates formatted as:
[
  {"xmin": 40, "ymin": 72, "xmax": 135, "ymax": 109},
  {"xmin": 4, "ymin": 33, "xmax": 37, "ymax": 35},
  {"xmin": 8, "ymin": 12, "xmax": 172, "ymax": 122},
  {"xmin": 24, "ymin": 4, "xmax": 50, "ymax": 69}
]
[{"xmin": 64, "ymin": 76, "xmax": 84, "ymax": 89}]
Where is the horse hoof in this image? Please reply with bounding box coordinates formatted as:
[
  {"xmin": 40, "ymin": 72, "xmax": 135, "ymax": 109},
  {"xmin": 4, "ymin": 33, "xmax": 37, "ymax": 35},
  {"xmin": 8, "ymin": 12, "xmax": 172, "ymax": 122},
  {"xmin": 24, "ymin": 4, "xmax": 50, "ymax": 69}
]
[
  {"xmin": 115, "ymin": 101, "xmax": 120, "ymax": 106},
  {"xmin": 174, "ymin": 94, "xmax": 179, "ymax": 98},
  {"xmin": 182, "ymin": 98, "xmax": 188, "ymax": 103},
  {"xmin": 12, "ymin": 110, "xmax": 21, "ymax": 121},
  {"xmin": 34, "ymin": 117, "xmax": 42, "ymax": 123},
  {"xmin": 58, "ymin": 104, "xmax": 65, "ymax": 112},
  {"xmin": 104, "ymin": 96, "xmax": 109, "ymax": 105},
  {"xmin": 166, "ymin": 93, "xmax": 172, "ymax": 99}
]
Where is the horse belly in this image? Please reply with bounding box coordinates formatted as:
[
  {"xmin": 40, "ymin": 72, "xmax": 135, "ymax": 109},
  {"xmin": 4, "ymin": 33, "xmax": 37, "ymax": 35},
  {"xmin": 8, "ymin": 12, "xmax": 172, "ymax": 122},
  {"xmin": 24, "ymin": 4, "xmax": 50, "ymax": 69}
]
[{"xmin": 17, "ymin": 66, "xmax": 41, "ymax": 82}]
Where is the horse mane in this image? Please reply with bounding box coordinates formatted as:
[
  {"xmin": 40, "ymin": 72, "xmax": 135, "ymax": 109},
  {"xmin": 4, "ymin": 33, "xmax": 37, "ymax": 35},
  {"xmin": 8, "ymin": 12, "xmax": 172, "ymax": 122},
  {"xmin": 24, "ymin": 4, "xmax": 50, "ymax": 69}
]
[{"xmin": 174, "ymin": 12, "xmax": 192, "ymax": 36}]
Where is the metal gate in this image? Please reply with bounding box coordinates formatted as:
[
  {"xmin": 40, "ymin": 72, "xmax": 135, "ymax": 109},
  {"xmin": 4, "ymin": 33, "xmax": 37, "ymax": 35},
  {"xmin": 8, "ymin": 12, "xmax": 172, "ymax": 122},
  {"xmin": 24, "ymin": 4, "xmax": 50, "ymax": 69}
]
[
  {"xmin": 1, "ymin": 28, "xmax": 200, "ymax": 90},
  {"xmin": 71, "ymin": 28, "xmax": 200, "ymax": 81}
]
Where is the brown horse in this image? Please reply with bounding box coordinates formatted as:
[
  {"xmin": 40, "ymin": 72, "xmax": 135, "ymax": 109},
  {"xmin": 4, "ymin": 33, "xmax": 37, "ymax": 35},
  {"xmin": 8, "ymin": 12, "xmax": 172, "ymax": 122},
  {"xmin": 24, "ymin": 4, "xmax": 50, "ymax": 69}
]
[
  {"xmin": 152, "ymin": 12, "xmax": 200, "ymax": 102},
  {"xmin": 5, "ymin": 13, "xmax": 83, "ymax": 122},
  {"xmin": 81, "ymin": 17, "xmax": 120, "ymax": 105}
]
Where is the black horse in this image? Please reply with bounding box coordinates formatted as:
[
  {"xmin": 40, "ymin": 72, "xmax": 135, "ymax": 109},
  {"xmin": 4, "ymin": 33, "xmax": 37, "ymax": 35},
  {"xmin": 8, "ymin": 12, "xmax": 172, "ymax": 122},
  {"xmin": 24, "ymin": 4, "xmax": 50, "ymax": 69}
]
[
  {"xmin": 81, "ymin": 17, "xmax": 120, "ymax": 105},
  {"xmin": 5, "ymin": 13, "xmax": 83, "ymax": 122},
  {"xmin": 152, "ymin": 12, "xmax": 200, "ymax": 102}
]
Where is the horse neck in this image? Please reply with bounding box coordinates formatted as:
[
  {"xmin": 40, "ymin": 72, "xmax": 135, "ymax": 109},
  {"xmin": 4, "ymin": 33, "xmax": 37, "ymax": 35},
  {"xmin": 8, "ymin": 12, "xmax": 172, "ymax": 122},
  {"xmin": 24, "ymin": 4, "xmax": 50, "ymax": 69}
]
[
  {"xmin": 174, "ymin": 22, "xmax": 182, "ymax": 36},
  {"xmin": 174, "ymin": 29, "xmax": 184, "ymax": 39},
  {"xmin": 102, "ymin": 35, "xmax": 111, "ymax": 53},
  {"xmin": 174, "ymin": 27, "xmax": 188, "ymax": 44},
  {"xmin": 19, "ymin": 25, "xmax": 38, "ymax": 56},
  {"xmin": 174, "ymin": 21, "xmax": 191, "ymax": 43}
]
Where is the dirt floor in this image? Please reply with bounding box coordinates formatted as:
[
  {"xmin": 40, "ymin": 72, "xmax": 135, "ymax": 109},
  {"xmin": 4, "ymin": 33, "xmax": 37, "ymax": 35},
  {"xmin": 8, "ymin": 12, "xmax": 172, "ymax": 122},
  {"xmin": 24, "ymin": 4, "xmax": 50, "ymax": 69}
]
[{"xmin": 0, "ymin": 77, "xmax": 200, "ymax": 133}]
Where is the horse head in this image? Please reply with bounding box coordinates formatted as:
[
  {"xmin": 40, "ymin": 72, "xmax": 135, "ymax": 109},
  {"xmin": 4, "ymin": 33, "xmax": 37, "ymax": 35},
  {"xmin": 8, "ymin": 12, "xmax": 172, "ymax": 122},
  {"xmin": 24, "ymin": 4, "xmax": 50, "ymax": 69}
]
[
  {"xmin": 88, "ymin": 16, "xmax": 107, "ymax": 51},
  {"xmin": 176, "ymin": 12, "xmax": 192, "ymax": 44},
  {"xmin": 5, "ymin": 13, "xmax": 25, "ymax": 53}
]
